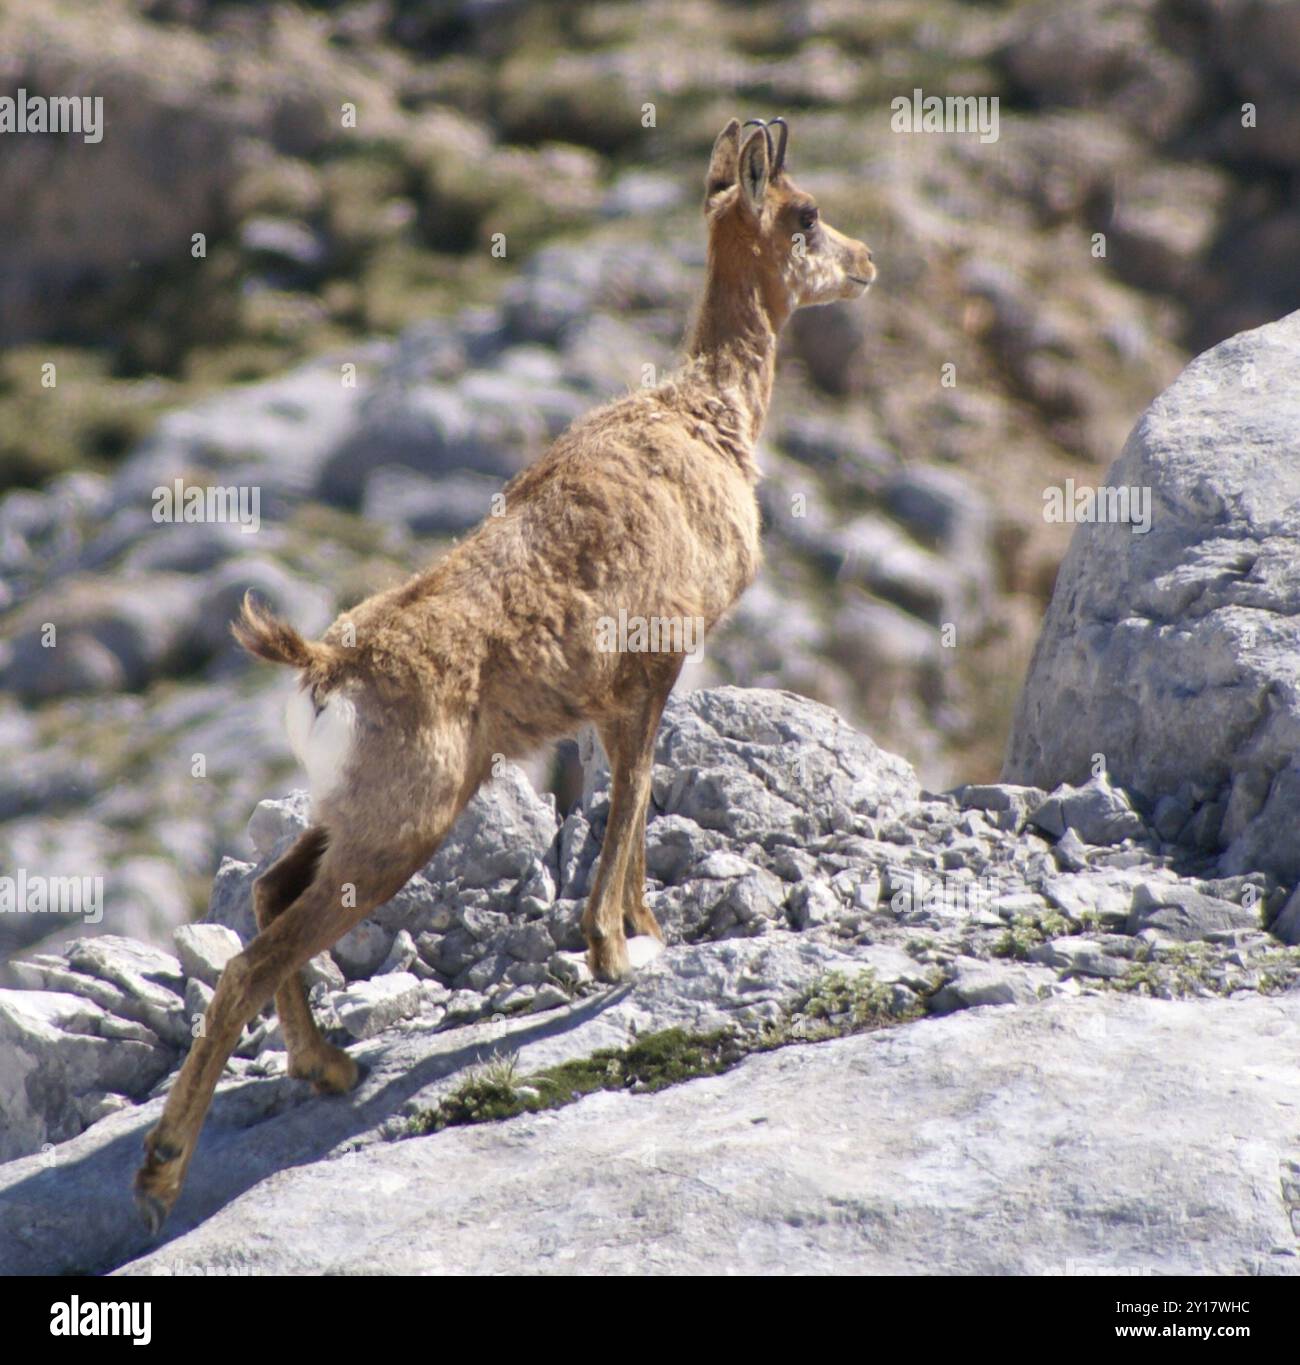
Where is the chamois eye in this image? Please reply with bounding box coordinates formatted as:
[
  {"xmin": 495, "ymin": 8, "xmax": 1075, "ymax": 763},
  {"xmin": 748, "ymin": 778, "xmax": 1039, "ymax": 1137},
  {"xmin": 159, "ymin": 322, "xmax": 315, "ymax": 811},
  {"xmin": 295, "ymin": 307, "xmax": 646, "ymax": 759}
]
[{"xmin": 800, "ymin": 206, "xmax": 819, "ymax": 231}]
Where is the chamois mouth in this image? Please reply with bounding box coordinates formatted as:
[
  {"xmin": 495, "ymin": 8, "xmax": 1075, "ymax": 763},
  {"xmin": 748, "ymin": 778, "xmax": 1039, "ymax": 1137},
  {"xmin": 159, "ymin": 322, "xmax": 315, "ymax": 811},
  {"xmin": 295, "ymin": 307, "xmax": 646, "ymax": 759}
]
[{"xmin": 847, "ymin": 274, "xmax": 873, "ymax": 289}]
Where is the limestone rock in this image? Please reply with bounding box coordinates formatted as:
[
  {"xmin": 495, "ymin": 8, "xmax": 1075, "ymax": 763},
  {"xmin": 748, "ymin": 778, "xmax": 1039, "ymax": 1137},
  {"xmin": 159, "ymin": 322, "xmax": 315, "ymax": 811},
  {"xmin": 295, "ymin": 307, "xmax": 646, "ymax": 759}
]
[{"xmin": 1005, "ymin": 310, "xmax": 1300, "ymax": 882}]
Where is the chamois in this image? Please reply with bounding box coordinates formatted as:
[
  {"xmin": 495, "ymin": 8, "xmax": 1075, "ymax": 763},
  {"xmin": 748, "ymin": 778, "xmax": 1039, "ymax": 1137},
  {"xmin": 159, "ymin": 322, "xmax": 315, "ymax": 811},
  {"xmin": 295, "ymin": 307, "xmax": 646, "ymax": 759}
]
[{"xmin": 134, "ymin": 117, "xmax": 876, "ymax": 1230}]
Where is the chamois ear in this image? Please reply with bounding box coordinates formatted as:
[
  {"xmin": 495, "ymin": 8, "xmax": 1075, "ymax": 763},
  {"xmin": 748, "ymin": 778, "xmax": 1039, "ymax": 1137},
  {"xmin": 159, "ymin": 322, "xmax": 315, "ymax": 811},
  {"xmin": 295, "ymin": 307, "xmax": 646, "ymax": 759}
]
[
  {"xmin": 704, "ymin": 118, "xmax": 741, "ymax": 206},
  {"xmin": 737, "ymin": 126, "xmax": 770, "ymax": 217}
]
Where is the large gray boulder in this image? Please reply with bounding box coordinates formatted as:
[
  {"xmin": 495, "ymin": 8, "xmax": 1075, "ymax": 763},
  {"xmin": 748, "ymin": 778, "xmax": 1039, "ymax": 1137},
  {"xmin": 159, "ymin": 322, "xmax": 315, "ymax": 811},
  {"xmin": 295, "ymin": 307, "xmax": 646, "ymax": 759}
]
[
  {"xmin": 1004, "ymin": 309, "xmax": 1300, "ymax": 881},
  {"xmin": 653, "ymin": 686, "xmax": 920, "ymax": 839}
]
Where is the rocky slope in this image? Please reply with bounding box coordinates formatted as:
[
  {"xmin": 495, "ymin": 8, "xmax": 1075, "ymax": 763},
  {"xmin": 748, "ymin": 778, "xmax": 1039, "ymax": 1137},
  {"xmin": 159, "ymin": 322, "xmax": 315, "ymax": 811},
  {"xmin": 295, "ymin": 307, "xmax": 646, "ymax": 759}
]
[{"xmin": 2, "ymin": 679, "xmax": 1298, "ymax": 1274}]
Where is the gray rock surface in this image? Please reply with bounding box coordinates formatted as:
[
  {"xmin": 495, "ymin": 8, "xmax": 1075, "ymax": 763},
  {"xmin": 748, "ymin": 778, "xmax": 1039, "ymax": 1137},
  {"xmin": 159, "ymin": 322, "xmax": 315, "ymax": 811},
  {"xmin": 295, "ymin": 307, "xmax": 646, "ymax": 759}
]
[
  {"xmin": 0, "ymin": 988, "xmax": 173, "ymax": 1162},
  {"xmin": 1005, "ymin": 309, "xmax": 1300, "ymax": 882},
  {"xmin": 333, "ymin": 973, "xmax": 424, "ymax": 1042},
  {"xmin": 130, "ymin": 991, "xmax": 1300, "ymax": 1277}
]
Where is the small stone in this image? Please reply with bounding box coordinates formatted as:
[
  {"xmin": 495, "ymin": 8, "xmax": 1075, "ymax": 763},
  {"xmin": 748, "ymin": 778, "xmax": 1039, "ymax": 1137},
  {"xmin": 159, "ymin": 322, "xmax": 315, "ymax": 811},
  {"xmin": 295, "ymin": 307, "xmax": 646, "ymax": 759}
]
[
  {"xmin": 1027, "ymin": 936, "xmax": 1130, "ymax": 979},
  {"xmin": 490, "ymin": 985, "xmax": 536, "ymax": 1013},
  {"xmin": 332, "ymin": 919, "xmax": 395, "ymax": 980},
  {"xmin": 530, "ymin": 984, "xmax": 570, "ymax": 1013},
  {"xmin": 74, "ymin": 1091, "xmax": 134, "ymax": 1127},
  {"xmin": 548, "ymin": 951, "xmax": 592, "ymax": 988},
  {"xmin": 173, "ymin": 923, "xmax": 243, "ymax": 988},
  {"xmin": 788, "ymin": 880, "xmax": 840, "ymax": 930},
  {"xmin": 1031, "ymin": 774, "xmax": 1146, "ymax": 847},
  {"xmin": 444, "ymin": 989, "xmax": 488, "ymax": 1021},
  {"xmin": 1042, "ymin": 874, "xmax": 1132, "ymax": 928},
  {"xmin": 929, "ymin": 959, "xmax": 1059, "ymax": 1014},
  {"xmin": 204, "ymin": 857, "xmax": 256, "ymax": 943},
  {"xmin": 464, "ymin": 953, "xmax": 512, "ymax": 993},
  {"xmin": 691, "ymin": 850, "xmax": 757, "ymax": 879},
  {"xmin": 1052, "ymin": 828, "xmax": 1088, "ymax": 872},
  {"xmin": 379, "ymin": 929, "xmax": 419, "ymax": 976},
  {"xmin": 333, "ymin": 973, "xmax": 423, "ymax": 1041},
  {"xmin": 184, "ymin": 977, "xmax": 213, "ymax": 1032},
  {"xmin": 0, "ymin": 990, "xmax": 174, "ymax": 1161},
  {"xmin": 505, "ymin": 961, "xmax": 549, "ymax": 985},
  {"xmin": 248, "ymin": 1050, "xmax": 288, "ymax": 1078},
  {"xmin": 503, "ymin": 920, "xmax": 556, "ymax": 964},
  {"xmin": 246, "ymin": 793, "xmax": 312, "ymax": 860},
  {"xmin": 852, "ymin": 874, "xmax": 882, "ymax": 911},
  {"xmin": 420, "ymin": 980, "xmax": 451, "ymax": 1007},
  {"xmin": 462, "ymin": 907, "xmax": 510, "ymax": 943},
  {"xmin": 302, "ymin": 952, "xmax": 346, "ymax": 992},
  {"xmin": 954, "ymin": 783, "xmax": 1046, "ymax": 835},
  {"xmin": 64, "ymin": 937, "xmax": 189, "ymax": 1048},
  {"xmin": 715, "ymin": 870, "xmax": 786, "ymax": 925}
]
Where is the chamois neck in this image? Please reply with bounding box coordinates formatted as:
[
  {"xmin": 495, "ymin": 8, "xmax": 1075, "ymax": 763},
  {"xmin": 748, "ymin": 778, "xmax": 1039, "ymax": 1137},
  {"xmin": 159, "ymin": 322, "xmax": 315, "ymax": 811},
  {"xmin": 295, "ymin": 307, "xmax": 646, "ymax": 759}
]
[{"xmin": 684, "ymin": 253, "xmax": 788, "ymax": 444}]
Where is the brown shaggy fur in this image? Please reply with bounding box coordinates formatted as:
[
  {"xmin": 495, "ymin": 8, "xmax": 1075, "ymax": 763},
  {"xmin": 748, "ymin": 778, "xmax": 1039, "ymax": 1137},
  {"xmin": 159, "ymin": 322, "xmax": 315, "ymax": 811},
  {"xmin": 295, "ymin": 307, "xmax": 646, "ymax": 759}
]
[{"xmin": 134, "ymin": 118, "xmax": 875, "ymax": 1231}]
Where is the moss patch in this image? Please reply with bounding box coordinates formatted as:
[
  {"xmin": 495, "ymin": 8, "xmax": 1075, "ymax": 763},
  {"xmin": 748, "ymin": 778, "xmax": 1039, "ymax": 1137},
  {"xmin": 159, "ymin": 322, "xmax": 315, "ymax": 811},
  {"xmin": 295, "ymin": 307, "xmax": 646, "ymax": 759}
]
[
  {"xmin": 403, "ymin": 968, "xmax": 927, "ymax": 1139},
  {"xmin": 1106, "ymin": 942, "xmax": 1300, "ymax": 1000},
  {"xmin": 992, "ymin": 909, "xmax": 1073, "ymax": 960},
  {"xmin": 780, "ymin": 967, "xmax": 925, "ymax": 1040},
  {"xmin": 406, "ymin": 1027, "xmax": 744, "ymax": 1135}
]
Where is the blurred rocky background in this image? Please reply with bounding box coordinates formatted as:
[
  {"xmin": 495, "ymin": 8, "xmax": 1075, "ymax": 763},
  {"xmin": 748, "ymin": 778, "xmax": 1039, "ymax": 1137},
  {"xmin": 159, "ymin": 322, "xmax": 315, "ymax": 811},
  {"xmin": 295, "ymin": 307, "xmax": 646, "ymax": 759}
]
[{"xmin": 1, "ymin": 0, "xmax": 1297, "ymax": 964}]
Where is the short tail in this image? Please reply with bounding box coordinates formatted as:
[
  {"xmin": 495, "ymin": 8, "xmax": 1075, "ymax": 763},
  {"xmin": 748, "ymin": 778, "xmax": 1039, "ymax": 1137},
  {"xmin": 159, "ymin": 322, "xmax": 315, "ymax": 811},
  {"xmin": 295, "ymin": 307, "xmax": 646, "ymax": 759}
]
[{"xmin": 231, "ymin": 590, "xmax": 332, "ymax": 670}]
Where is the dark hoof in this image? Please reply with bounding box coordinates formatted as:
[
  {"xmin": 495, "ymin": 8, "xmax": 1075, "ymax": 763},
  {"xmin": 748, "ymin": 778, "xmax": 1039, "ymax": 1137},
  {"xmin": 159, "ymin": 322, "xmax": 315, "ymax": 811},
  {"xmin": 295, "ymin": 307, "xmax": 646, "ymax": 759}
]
[{"xmin": 134, "ymin": 1187, "xmax": 169, "ymax": 1237}]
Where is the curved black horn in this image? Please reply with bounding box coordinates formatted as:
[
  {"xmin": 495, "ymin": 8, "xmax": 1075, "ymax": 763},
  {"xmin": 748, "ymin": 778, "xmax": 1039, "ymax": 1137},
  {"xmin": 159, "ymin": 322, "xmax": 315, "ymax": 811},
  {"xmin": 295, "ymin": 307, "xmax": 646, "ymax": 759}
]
[
  {"xmin": 767, "ymin": 117, "xmax": 789, "ymax": 173},
  {"xmin": 741, "ymin": 117, "xmax": 773, "ymax": 163}
]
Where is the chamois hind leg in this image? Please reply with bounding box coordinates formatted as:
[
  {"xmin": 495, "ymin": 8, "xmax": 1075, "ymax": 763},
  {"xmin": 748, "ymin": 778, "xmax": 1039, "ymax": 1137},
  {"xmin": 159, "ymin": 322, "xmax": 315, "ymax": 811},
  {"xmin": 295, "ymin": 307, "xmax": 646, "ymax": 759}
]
[
  {"xmin": 134, "ymin": 830, "xmax": 442, "ymax": 1234},
  {"xmin": 252, "ymin": 827, "xmax": 356, "ymax": 1095}
]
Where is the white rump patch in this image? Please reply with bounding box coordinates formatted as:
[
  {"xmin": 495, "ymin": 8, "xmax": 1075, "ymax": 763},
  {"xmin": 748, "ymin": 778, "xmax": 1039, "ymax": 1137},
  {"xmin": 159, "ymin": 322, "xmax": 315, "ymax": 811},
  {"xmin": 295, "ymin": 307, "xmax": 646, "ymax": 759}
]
[
  {"xmin": 625, "ymin": 936, "xmax": 666, "ymax": 970},
  {"xmin": 285, "ymin": 685, "xmax": 357, "ymax": 806}
]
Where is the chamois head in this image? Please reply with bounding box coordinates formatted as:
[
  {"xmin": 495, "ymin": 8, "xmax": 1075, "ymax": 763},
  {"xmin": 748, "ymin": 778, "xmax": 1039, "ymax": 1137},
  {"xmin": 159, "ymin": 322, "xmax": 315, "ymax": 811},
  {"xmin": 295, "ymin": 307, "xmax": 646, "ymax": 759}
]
[{"xmin": 703, "ymin": 117, "xmax": 875, "ymax": 319}]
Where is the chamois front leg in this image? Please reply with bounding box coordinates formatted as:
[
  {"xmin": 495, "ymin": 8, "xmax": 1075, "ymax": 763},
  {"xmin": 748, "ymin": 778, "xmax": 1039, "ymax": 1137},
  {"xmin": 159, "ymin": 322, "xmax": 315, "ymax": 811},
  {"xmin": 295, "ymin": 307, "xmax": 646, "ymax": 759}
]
[
  {"xmin": 622, "ymin": 664, "xmax": 679, "ymax": 947},
  {"xmin": 581, "ymin": 724, "xmax": 636, "ymax": 983},
  {"xmin": 584, "ymin": 676, "xmax": 676, "ymax": 980},
  {"xmin": 620, "ymin": 800, "xmax": 665, "ymax": 946}
]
